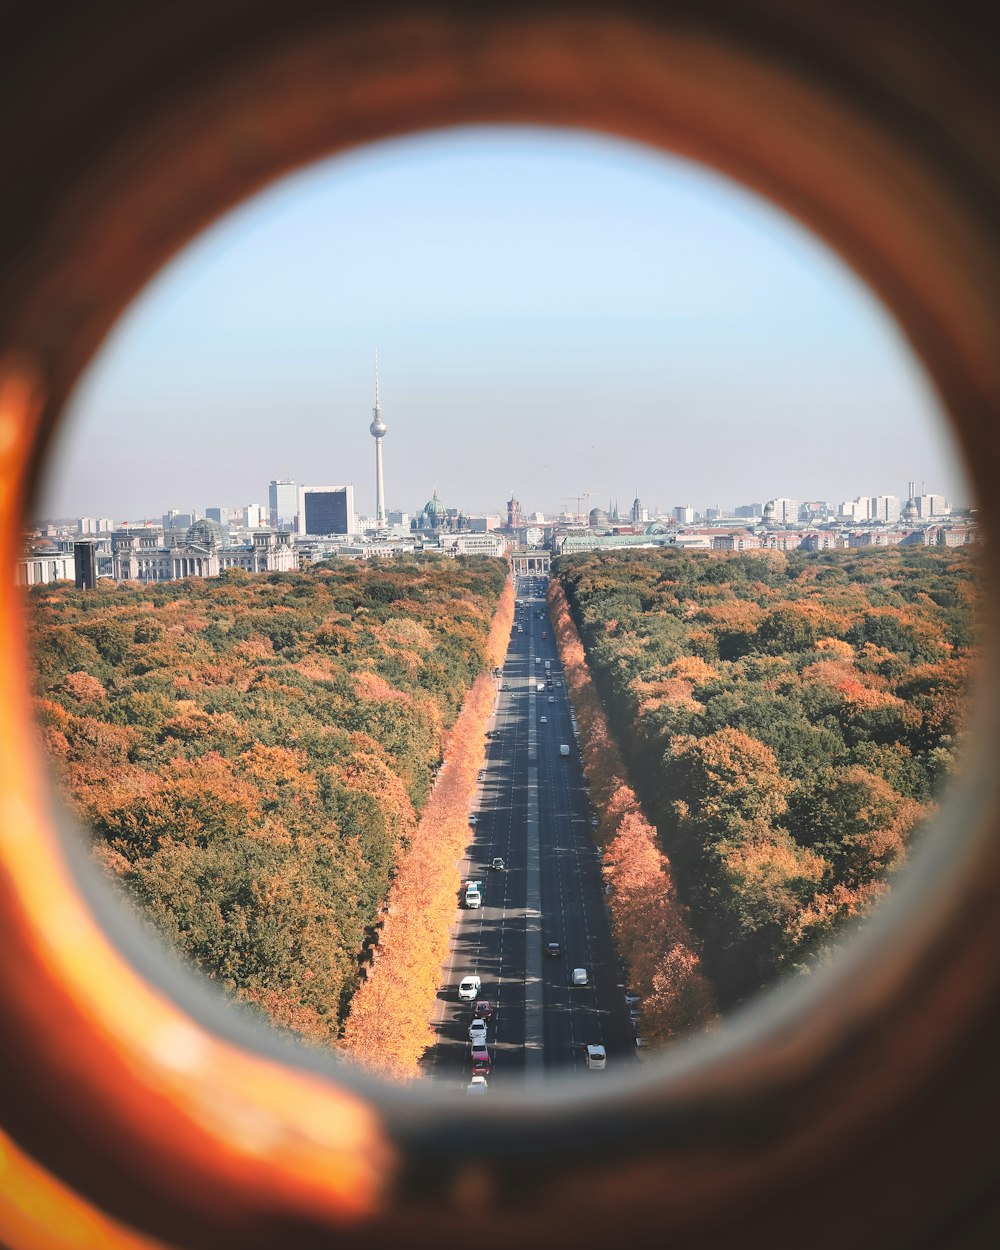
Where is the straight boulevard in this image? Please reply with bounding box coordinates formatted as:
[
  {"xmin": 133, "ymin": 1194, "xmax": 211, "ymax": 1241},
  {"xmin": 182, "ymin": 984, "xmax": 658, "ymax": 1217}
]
[{"xmin": 422, "ymin": 574, "xmax": 635, "ymax": 1092}]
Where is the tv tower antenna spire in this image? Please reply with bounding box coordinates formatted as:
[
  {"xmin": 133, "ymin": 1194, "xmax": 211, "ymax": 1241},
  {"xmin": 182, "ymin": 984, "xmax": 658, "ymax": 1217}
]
[{"xmin": 369, "ymin": 348, "xmax": 387, "ymax": 526}]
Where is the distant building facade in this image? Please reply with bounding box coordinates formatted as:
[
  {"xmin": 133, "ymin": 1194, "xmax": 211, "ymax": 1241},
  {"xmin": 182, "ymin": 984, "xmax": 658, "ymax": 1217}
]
[
  {"xmin": 268, "ymin": 479, "xmax": 298, "ymax": 530},
  {"xmin": 301, "ymin": 486, "xmax": 355, "ymax": 536}
]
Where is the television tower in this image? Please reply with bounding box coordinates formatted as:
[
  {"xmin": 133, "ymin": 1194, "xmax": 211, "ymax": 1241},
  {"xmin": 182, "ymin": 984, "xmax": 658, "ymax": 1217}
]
[{"xmin": 369, "ymin": 349, "xmax": 387, "ymax": 526}]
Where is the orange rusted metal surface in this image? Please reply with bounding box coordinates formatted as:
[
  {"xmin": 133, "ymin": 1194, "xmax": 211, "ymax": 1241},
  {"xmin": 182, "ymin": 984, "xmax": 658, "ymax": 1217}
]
[{"xmin": 0, "ymin": 4, "xmax": 998, "ymax": 1248}]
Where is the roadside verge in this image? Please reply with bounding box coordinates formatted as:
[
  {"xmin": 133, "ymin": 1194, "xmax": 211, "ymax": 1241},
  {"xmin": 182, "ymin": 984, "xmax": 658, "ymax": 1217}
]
[
  {"xmin": 340, "ymin": 576, "xmax": 515, "ymax": 1078},
  {"xmin": 548, "ymin": 579, "xmax": 717, "ymax": 1047}
]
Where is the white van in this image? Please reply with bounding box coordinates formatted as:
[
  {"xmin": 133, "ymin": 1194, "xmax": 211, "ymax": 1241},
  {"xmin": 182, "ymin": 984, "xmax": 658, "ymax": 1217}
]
[
  {"xmin": 585, "ymin": 1045, "xmax": 607, "ymax": 1070},
  {"xmin": 465, "ymin": 882, "xmax": 482, "ymax": 908},
  {"xmin": 559, "ymin": 744, "xmax": 570, "ymax": 757}
]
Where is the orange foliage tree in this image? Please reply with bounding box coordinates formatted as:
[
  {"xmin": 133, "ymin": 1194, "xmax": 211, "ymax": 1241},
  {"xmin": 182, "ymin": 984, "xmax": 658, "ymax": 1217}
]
[
  {"xmin": 340, "ymin": 577, "xmax": 515, "ymax": 1079},
  {"xmin": 548, "ymin": 580, "xmax": 716, "ymax": 1047}
]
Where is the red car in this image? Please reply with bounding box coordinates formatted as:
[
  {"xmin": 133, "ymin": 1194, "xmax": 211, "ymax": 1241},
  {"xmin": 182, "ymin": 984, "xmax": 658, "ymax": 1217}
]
[
  {"xmin": 470, "ymin": 1046, "xmax": 491, "ymax": 1077},
  {"xmin": 541, "ymin": 631, "xmax": 548, "ymax": 640},
  {"xmin": 474, "ymin": 1000, "xmax": 494, "ymax": 1020}
]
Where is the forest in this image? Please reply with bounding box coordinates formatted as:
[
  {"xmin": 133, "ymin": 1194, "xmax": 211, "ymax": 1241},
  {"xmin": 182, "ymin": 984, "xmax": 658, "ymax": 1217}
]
[
  {"xmin": 555, "ymin": 546, "xmax": 977, "ymax": 1007},
  {"xmin": 27, "ymin": 556, "xmax": 508, "ymax": 1046}
]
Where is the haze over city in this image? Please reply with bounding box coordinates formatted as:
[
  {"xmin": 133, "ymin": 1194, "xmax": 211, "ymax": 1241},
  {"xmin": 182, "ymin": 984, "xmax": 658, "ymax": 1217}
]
[{"xmin": 36, "ymin": 125, "xmax": 967, "ymax": 524}]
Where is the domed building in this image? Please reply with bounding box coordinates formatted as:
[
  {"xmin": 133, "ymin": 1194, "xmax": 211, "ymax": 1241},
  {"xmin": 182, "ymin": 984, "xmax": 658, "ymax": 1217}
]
[
  {"xmin": 184, "ymin": 517, "xmax": 228, "ymax": 547},
  {"xmin": 420, "ymin": 490, "xmax": 447, "ymax": 529},
  {"xmin": 588, "ymin": 507, "xmax": 609, "ymax": 530}
]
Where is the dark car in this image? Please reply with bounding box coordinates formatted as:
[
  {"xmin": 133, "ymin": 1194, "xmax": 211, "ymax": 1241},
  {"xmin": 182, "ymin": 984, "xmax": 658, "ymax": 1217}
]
[
  {"xmin": 474, "ymin": 1000, "xmax": 494, "ymax": 1020},
  {"xmin": 546, "ymin": 941, "xmax": 561, "ymax": 958},
  {"xmin": 470, "ymin": 1046, "xmax": 491, "ymax": 1077}
]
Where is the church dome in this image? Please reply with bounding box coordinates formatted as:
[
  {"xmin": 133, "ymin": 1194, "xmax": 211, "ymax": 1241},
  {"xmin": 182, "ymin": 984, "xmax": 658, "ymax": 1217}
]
[
  {"xmin": 423, "ymin": 490, "xmax": 446, "ymax": 519},
  {"xmin": 185, "ymin": 517, "xmax": 227, "ymax": 547},
  {"xmin": 644, "ymin": 520, "xmax": 668, "ymax": 535}
]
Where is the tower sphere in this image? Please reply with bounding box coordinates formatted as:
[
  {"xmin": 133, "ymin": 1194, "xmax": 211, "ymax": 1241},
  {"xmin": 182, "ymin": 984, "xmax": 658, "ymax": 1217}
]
[{"xmin": 370, "ymin": 413, "xmax": 386, "ymax": 438}]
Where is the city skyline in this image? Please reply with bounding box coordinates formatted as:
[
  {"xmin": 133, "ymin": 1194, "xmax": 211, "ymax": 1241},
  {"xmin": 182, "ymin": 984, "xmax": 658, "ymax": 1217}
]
[{"xmin": 36, "ymin": 125, "xmax": 968, "ymax": 521}]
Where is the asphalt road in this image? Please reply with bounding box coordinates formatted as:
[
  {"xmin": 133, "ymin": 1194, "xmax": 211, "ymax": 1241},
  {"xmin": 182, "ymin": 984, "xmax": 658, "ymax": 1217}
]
[{"xmin": 422, "ymin": 575, "xmax": 636, "ymax": 1092}]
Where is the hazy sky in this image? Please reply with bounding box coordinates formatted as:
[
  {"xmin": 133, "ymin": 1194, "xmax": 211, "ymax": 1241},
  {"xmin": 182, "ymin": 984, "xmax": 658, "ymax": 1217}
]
[{"xmin": 38, "ymin": 125, "xmax": 967, "ymax": 522}]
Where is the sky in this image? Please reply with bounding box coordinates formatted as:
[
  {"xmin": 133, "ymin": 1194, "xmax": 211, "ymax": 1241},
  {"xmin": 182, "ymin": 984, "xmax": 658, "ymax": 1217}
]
[{"xmin": 37, "ymin": 124, "xmax": 968, "ymax": 523}]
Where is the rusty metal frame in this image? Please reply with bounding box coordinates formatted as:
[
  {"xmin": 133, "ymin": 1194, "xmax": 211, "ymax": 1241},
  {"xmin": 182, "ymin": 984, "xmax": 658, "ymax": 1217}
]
[{"xmin": 1, "ymin": 3, "xmax": 998, "ymax": 1247}]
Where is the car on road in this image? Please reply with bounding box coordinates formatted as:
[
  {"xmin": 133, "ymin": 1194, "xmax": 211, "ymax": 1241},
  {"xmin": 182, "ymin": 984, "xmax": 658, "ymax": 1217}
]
[
  {"xmin": 548, "ymin": 696, "xmax": 555, "ymax": 703},
  {"xmin": 473, "ymin": 1000, "xmax": 494, "ymax": 1020},
  {"xmin": 541, "ymin": 631, "xmax": 548, "ymax": 640},
  {"xmin": 590, "ymin": 815, "xmax": 599, "ymax": 827},
  {"xmin": 559, "ymin": 744, "xmax": 570, "ymax": 757},
  {"xmin": 477, "ymin": 770, "xmax": 485, "ymax": 781},
  {"xmin": 571, "ymin": 967, "xmax": 589, "ymax": 987},
  {"xmin": 539, "ymin": 716, "xmax": 547, "ymax": 724},
  {"xmin": 546, "ymin": 941, "xmax": 561, "ymax": 958},
  {"xmin": 458, "ymin": 975, "xmax": 482, "ymax": 1001},
  {"xmin": 585, "ymin": 1045, "xmax": 607, "ymax": 1070},
  {"xmin": 466, "ymin": 1075, "xmax": 488, "ymax": 1095},
  {"xmin": 468, "ymin": 813, "xmax": 478, "ymax": 825},
  {"xmin": 465, "ymin": 882, "xmax": 482, "ymax": 908},
  {"xmin": 470, "ymin": 1046, "xmax": 491, "ymax": 1076},
  {"xmin": 468, "ymin": 1019, "xmax": 488, "ymax": 1044},
  {"xmin": 490, "ymin": 857, "xmax": 505, "ymax": 871}
]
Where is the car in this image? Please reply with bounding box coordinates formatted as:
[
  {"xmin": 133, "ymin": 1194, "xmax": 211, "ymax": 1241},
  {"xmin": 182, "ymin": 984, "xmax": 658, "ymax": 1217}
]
[
  {"xmin": 464, "ymin": 883, "xmax": 482, "ymax": 908},
  {"xmin": 535, "ymin": 658, "xmax": 541, "ymax": 666},
  {"xmin": 548, "ymin": 696, "xmax": 555, "ymax": 703},
  {"xmin": 539, "ymin": 716, "xmax": 547, "ymax": 724},
  {"xmin": 473, "ymin": 999, "xmax": 494, "ymax": 1019},
  {"xmin": 470, "ymin": 1046, "xmax": 491, "ymax": 1076},
  {"xmin": 466, "ymin": 1075, "xmax": 488, "ymax": 1095},
  {"xmin": 458, "ymin": 975, "xmax": 482, "ymax": 1001},
  {"xmin": 477, "ymin": 770, "xmax": 485, "ymax": 781},
  {"xmin": 571, "ymin": 967, "xmax": 589, "ymax": 987},
  {"xmin": 559, "ymin": 744, "xmax": 570, "ymax": 757},
  {"xmin": 468, "ymin": 1019, "xmax": 488, "ymax": 1043},
  {"xmin": 468, "ymin": 813, "xmax": 478, "ymax": 825},
  {"xmin": 590, "ymin": 815, "xmax": 599, "ymax": 827},
  {"xmin": 546, "ymin": 941, "xmax": 561, "ymax": 958},
  {"xmin": 501, "ymin": 682, "xmax": 509, "ymax": 690},
  {"xmin": 585, "ymin": 1044, "xmax": 607, "ymax": 1070},
  {"xmin": 490, "ymin": 857, "xmax": 505, "ymax": 871},
  {"xmin": 541, "ymin": 631, "xmax": 548, "ymax": 640}
]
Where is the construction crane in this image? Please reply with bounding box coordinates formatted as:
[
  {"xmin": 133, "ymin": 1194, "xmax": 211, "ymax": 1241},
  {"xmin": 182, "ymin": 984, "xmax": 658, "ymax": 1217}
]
[{"xmin": 561, "ymin": 494, "xmax": 592, "ymax": 524}]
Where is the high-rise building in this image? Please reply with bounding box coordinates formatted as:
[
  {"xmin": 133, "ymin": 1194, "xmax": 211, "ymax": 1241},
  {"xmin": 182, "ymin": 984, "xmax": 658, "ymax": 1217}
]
[
  {"xmin": 674, "ymin": 505, "xmax": 695, "ymax": 524},
  {"xmin": 873, "ymin": 495, "xmax": 901, "ymax": 523},
  {"xmin": 268, "ymin": 479, "xmax": 298, "ymax": 530},
  {"xmin": 507, "ymin": 493, "xmax": 523, "ymax": 530},
  {"xmin": 241, "ymin": 504, "xmax": 265, "ymax": 529},
  {"xmin": 163, "ymin": 510, "xmax": 197, "ymax": 530},
  {"xmin": 205, "ymin": 507, "xmax": 229, "ymax": 526},
  {"xmin": 74, "ymin": 541, "xmax": 98, "ymax": 590},
  {"xmin": 369, "ymin": 352, "xmax": 387, "ymax": 526},
  {"xmin": 919, "ymin": 493, "xmax": 950, "ymax": 517},
  {"xmin": 301, "ymin": 486, "xmax": 355, "ymax": 536},
  {"xmin": 767, "ymin": 498, "xmax": 799, "ymax": 525},
  {"xmin": 735, "ymin": 503, "xmax": 763, "ymax": 519}
]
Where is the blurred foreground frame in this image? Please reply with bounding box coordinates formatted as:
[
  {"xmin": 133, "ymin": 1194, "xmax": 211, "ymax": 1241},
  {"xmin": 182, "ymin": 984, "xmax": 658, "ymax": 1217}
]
[{"xmin": 1, "ymin": 1, "xmax": 999, "ymax": 1247}]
